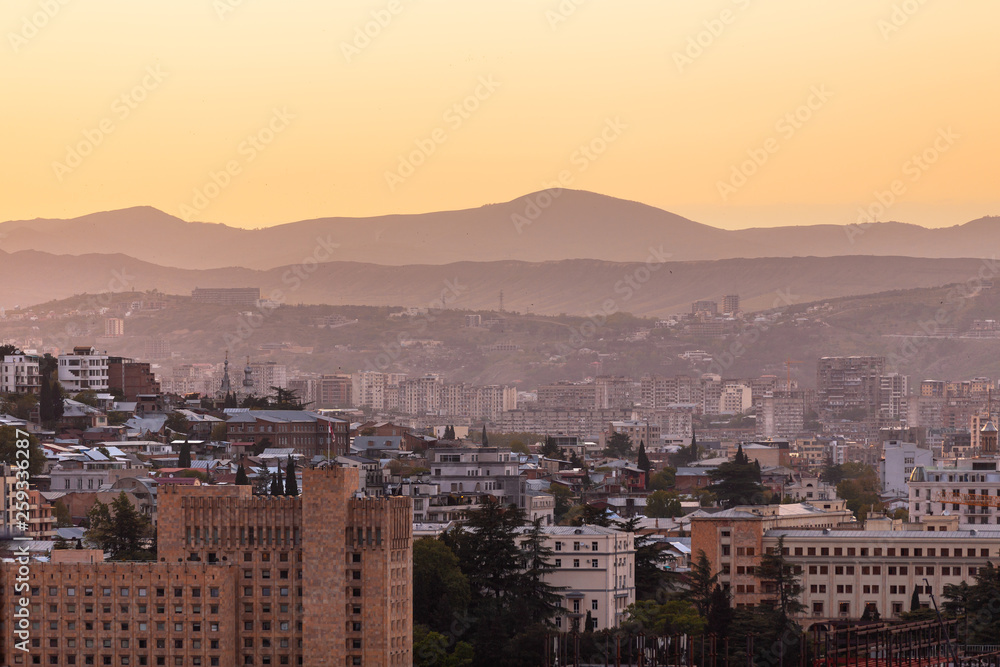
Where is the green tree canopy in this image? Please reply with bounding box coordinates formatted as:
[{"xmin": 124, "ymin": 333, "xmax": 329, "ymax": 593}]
[
  {"xmin": 706, "ymin": 445, "xmax": 767, "ymax": 507},
  {"xmin": 0, "ymin": 426, "xmax": 46, "ymax": 477},
  {"xmin": 646, "ymin": 490, "xmax": 684, "ymax": 518},
  {"xmin": 603, "ymin": 432, "xmax": 633, "ymax": 459},
  {"xmin": 413, "ymin": 537, "xmax": 471, "ymax": 634},
  {"xmin": 86, "ymin": 492, "xmax": 154, "ymax": 560}
]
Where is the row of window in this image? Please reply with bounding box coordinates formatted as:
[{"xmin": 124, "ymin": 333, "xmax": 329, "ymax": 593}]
[
  {"xmin": 21, "ymin": 656, "xmax": 301, "ymax": 666},
  {"xmin": 778, "ymin": 546, "xmax": 993, "ymax": 558},
  {"xmin": 31, "ymin": 586, "xmax": 219, "ymax": 598},
  {"xmin": 553, "ymin": 558, "xmax": 600, "ymax": 569},
  {"xmin": 554, "ymin": 541, "xmax": 601, "ymax": 552}
]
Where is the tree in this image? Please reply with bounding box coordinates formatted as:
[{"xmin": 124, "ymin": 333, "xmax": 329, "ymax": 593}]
[
  {"xmin": 550, "ymin": 485, "xmax": 574, "ymax": 524},
  {"xmin": 53, "ymin": 500, "xmax": 74, "ymax": 527},
  {"xmin": 687, "ymin": 551, "xmax": 718, "ymax": 615},
  {"xmin": 38, "ymin": 354, "xmax": 64, "ymax": 426},
  {"xmin": 509, "ymin": 439, "xmax": 529, "ymax": 455},
  {"xmin": 616, "ymin": 516, "xmax": 670, "ymax": 600},
  {"xmin": 910, "ymin": 587, "xmax": 921, "ymax": 611},
  {"xmin": 74, "ymin": 390, "xmax": 99, "ymax": 407},
  {"xmin": 621, "ymin": 599, "xmax": 705, "ymax": 636},
  {"xmin": 706, "ymin": 444, "xmax": 767, "ymax": 507},
  {"xmin": 706, "ymin": 584, "xmax": 733, "ymax": 636},
  {"xmin": 0, "ymin": 426, "xmax": 46, "ymax": 477},
  {"xmin": 413, "ymin": 537, "xmax": 471, "ymax": 634},
  {"xmin": 235, "ymin": 464, "xmax": 250, "ymax": 486},
  {"xmin": 251, "ymin": 436, "xmax": 272, "ymax": 457},
  {"xmin": 648, "ymin": 467, "xmax": 676, "ymax": 491},
  {"xmin": 834, "ymin": 463, "xmax": 884, "ymax": 522},
  {"xmin": 165, "ymin": 412, "xmax": 190, "ymax": 437},
  {"xmin": 210, "ymin": 422, "xmax": 228, "ymax": 442},
  {"xmin": 636, "ymin": 441, "xmax": 651, "ymax": 487},
  {"xmin": 541, "ymin": 436, "xmax": 561, "ymax": 459},
  {"xmin": 757, "ymin": 536, "xmax": 805, "ymax": 618},
  {"xmin": 603, "ymin": 432, "xmax": 632, "ymax": 458},
  {"xmin": 646, "ymin": 490, "xmax": 684, "ymax": 518},
  {"xmin": 223, "ymin": 392, "xmax": 238, "ymax": 409},
  {"xmin": 270, "ymin": 472, "xmax": 283, "ymax": 496},
  {"xmin": 515, "ymin": 519, "xmax": 564, "ymax": 626},
  {"xmin": 271, "ymin": 386, "xmax": 309, "ymax": 410},
  {"xmin": 0, "ymin": 344, "xmax": 20, "ymax": 357},
  {"xmin": 413, "ymin": 625, "xmax": 474, "ymax": 667},
  {"xmin": 450, "ymin": 497, "xmax": 525, "ymax": 601},
  {"xmin": 481, "ymin": 425, "xmax": 488, "ymax": 446},
  {"xmin": 86, "ymin": 492, "xmax": 154, "ymax": 560},
  {"xmin": 284, "ymin": 456, "xmax": 298, "ymax": 495},
  {"xmin": 861, "ymin": 603, "xmax": 881, "ymax": 622},
  {"xmin": 177, "ymin": 438, "xmax": 192, "ymax": 469}
]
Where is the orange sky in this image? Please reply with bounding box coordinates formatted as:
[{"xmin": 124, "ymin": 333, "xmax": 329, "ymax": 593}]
[{"xmin": 2, "ymin": 0, "xmax": 996, "ymax": 229}]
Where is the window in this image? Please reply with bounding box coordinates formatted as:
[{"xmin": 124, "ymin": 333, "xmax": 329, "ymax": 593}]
[{"xmin": 573, "ymin": 559, "xmax": 580, "ymax": 568}]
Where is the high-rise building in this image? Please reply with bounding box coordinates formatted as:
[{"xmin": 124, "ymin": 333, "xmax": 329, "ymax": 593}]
[
  {"xmin": 1, "ymin": 467, "xmax": 413, "ymax": 666},
  {"xmin": 816, "ymin": 356, "xmax": 885, "ymax": 415},
  {"xmin": 723, "ymin": 294, "xmax": 740, "ymax": 314},
  {"xmin": 104, "ymin": 317, "xmax": 125, "ymax": 337},
  {"xmin": 0, "ymin": 353, "xmax": 41, "ymax": 395}
]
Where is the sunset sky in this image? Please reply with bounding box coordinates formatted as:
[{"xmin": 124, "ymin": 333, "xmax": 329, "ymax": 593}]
[{"xmin": 3, "ymin": 0, "xmax": 996, "ymax": 229}]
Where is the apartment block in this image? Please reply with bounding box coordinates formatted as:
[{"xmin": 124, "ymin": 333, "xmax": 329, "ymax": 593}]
[
  {"xmin": 879, "ymin": 440, "xmax": 932, "ymax": 496},
  {"xmin": 0, "ymin": 353, "xmax": 41, "ymax": 395},
  {"xmin": 58, "ymin": 346, "xmax": 110, "ymax": 392},
  {"xmin": 816, "ymin": 356, "xmax": 885, "ymax": 415},
  {"xmin": 539, "ymin": 526, "xmax": 636, "ymax": 632},
  {"xmin": 0, "ymin": 467, "xmax": 414, "ymax": 666},
  {"xmin": 907, "ymin": 458, "xmax": 1000, "ymax": 528}
]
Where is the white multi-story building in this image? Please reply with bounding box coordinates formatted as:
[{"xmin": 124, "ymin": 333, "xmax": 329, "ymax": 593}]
[
  {"xmin": 0, "ymin": 354, "xmax": 41, "ymax": 395},
  {"xmin": 907, "ymin": 458, "xmax": 1000, "ymax": 528},
  {"xmin": 525, "ymin": 526, "xmax": 636, "ymax": 632},
  {"xmin": 879, "ymin": 440, "xmax": 932, "ymax": 496},
  {"xmin": 426, "ymin": 446, "xmax": 522, "ymax": 507},
  {"xmin": 248, "ymin": 361, "xmax": 287, "ymax": 396},
  {"xmin": 719, "ymin": 383, "xmax": 752, "ymax": 415},
  {"xmin": 57, "ymin": 346, "xmax": 109, "ymax": 392}
]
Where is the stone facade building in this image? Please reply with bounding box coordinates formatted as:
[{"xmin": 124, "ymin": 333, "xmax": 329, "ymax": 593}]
[{"xmin": 1, "ymin": 467, "xmax": 412, "ymax": 666}]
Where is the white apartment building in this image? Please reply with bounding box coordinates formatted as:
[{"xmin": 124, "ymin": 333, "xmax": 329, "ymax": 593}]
[
  {"xmin": 528, "ymin": 526, "xmax": 636, "ymax": 632},
  {"xmin": 879, "ymin": 441, "xmax": 933, "ymax": 496},
  {"xmin": 57, "ymin": 347, "xmax": 109, "ymax": 392},
  {"xmin": 0, "ymin": 354, "xmax": 41, "ymax": 395},
  {"xmin": 907, "ymin": 458, "xmax": 1000, "ymax": 527},
  {"xmin": 427, "ymin": 446, "xmax": 523, "ymax": 508}
]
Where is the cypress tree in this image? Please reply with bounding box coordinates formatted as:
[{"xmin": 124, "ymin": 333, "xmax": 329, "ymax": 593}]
[
  {"xmin": 270, "ymin": 472, "xmax": 283, "ymax": 496},
  {"xmin": 481, "ymin": 425, "xmax": 488, "ymax": 446},
  {"xmin": 910, "ymin": 587, "xmax": 921, "ymax": 611},
  {"xmin": 637, "ymin": 441, "xmax": 651, "ymax": 472},
  {"xmin": 235, "ymin": 463, "xmax": 250, "ymax": 486},
  {"xmin": 284, "ymin": 456, "xmax": 298, "ymax": 496},
  {"xmin": 178, "ymin": 438, "xmax": 192, "ymax": 469}
]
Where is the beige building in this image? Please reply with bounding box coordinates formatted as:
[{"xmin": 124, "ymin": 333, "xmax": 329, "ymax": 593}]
[
  {"xmin": 529, "ymin": 526, "xmax": 636, "ymax": 632},
  {"xmin": 907, "ymin": 458, "xmax": 1000, "ymax": 528},
  {"xmin": 765, "ymin": 528, "xmax": 1000, "ymax": 622}
]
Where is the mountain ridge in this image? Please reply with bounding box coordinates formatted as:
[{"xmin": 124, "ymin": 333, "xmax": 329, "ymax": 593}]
[{"xmin": 2, "ymin": 190, "xmax": 997, "ymax": 270}]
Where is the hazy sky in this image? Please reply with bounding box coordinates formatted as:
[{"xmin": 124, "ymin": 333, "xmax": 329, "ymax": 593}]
[{"xmin": 3, "ymin": 0, "xmax": 996, "ymax": 229}]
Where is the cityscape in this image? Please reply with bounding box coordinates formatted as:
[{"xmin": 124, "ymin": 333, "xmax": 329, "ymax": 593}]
[{"xmin": 4, "ymin": 1, "xmax": 999, "ymax": 666}]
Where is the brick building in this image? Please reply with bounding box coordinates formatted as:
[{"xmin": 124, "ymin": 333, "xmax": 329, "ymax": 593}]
[
  {"xmin": 225, "ymin": 411, "xmax": 349, "ymax": 458},
  {"xmin": 108, "ymin": 358, "xmax": 161, "ymax": 401},
  {"xmin": 1, "ymin": 467, "xmax": 412, "ymax": 666}
]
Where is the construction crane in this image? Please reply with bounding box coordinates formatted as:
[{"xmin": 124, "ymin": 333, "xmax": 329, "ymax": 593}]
[
  {"xmin": 784, "ymin": 358, "xmax": 803, "ymax": 392},
  {"xmin": 933, "ymin": 490, "xmax": 1000, "ymax": 507}
]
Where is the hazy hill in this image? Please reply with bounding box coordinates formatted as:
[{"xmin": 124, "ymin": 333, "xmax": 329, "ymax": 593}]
[
  {"xmin": 1, "ymin": 248, "xmax": 994, "ymax": 317},
  {"xmin": 1, "ymin": 191, "xmax": 997, "ymax": 270}
]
